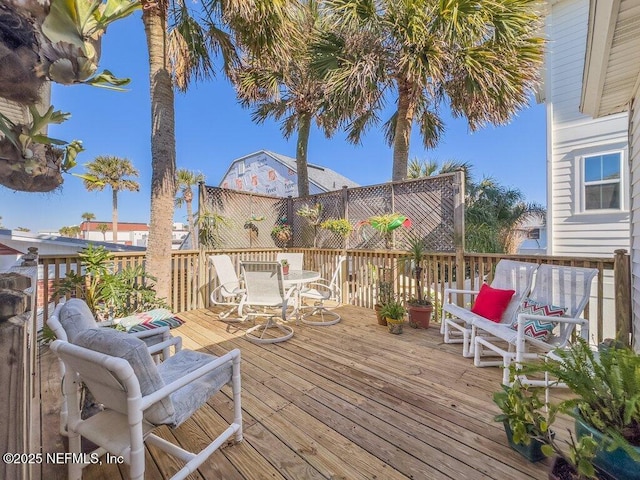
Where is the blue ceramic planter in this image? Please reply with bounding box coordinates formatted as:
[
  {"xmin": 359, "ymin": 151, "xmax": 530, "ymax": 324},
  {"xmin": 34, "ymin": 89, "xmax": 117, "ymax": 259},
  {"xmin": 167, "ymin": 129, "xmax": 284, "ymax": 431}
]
[
  {"xmin": 503, "ymin": 422, "xmax": 547, "ymax": 463},
  {"xmin": 575, "ymin": 414, "xmax": 640, "ymax": 480}
]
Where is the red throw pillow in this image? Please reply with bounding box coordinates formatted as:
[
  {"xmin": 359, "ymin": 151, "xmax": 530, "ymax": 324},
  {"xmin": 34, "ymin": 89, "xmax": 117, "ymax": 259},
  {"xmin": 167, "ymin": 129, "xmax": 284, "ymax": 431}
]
[{"xmin": 470, "ymin": 283, "xmax": 516, "ymax": 323}]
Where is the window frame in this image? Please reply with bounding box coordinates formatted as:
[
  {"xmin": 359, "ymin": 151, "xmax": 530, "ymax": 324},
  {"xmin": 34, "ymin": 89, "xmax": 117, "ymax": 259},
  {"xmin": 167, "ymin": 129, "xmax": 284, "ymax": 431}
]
[{"xmin": 577, "ymin": 149, "xmax": 626, "ymax": 214}]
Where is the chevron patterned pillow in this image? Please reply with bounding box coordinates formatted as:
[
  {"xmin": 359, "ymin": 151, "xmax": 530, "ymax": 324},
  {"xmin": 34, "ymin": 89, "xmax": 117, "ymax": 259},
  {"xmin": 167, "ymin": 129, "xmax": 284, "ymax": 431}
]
[{"xmin": 511, "ymin": 298, "xmax": 567, "ymax": 341}]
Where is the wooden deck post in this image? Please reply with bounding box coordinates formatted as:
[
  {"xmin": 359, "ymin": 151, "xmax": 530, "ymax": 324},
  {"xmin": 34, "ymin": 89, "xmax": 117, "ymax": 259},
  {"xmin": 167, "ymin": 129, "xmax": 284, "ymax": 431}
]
[
  {"xmin": 614, "ymin": 249, "xmax": 632, "ymax": 345},
  {"xmin": 454, "ymin": 170, "xmax": 466, "ymax": 306}
]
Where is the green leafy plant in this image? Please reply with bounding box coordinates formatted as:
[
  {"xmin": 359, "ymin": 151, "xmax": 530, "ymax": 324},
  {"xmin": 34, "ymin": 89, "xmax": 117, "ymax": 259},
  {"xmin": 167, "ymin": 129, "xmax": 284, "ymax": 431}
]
[
  {"xmin": 296, "ymin": 203, "xmax": 323, "ymax": 226},
  {"xmin": 280, "ymin": 259, "xmax": 289, "ymax": 267},
  {"xmin": 197, "ymin": 210, "xmax": 229, "ymax": 249},
  {"xmin": 320, "ymin": 218, "xmax": 353, "ymax": 237},
  {"xmin": 53, "ymin": 244, "xmax": 167, "ymax": 320},
  {"xmin": 379, "ymin": 300, "xmax": 405, "ymax": 320}
]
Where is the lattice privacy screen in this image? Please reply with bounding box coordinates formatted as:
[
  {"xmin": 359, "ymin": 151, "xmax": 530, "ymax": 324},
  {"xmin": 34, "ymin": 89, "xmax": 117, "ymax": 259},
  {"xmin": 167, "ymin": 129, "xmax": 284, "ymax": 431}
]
[{"xmin": 201, "ymin": 174, "xmax": 460, "ymax": 251}]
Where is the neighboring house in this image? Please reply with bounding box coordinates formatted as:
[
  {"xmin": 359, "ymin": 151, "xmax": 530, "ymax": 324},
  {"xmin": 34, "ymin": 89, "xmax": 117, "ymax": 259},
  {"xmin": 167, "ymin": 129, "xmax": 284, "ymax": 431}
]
[
  {"xmin": 79, "ymin": 221, "xmax": 149, "ymax": 246},
  {"xmin": 579, "ymin": 0, "xmax": 640, "ymax": 346},
  {"xmin": 78, "ymin": 221, "xmax": 188, "ymax": 250},
  {"xmin": 219, "ymin": 150, "xmax": 359, "ymax": 197},
  {"xmin": 540, "ymin": 0, "xmax": 630, "ymax": 258},
  {"xmin": 516, "ymin": 220, "xmax": 548, "ymax": 255}
]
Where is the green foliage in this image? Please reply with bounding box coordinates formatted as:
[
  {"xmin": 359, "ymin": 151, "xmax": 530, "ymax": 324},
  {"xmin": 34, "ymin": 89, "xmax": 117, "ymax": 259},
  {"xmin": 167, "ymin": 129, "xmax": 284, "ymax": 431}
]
[
  {"xmin": 493, "ymin": 373, "xmax": 598, "ymax": 479},
  {"xmin": 524, "ymin": 338, "xmax": 640, "ymax": 454},
  {"xmin": 53, "ymin": 245, "xmax": 167, "ymax": 319},
  {"xmin": 379, "ymin": 300, "xmax": 405, "ymax": 320},
  {"xmin": 197, "ymin": 210, "xmax": 229, "ymax": 249},
  {"xmin": 320, "ymin": 218, "xmax": 353, "ymax": 237},
  {"xmin": 297, "ymin": 203, "xmax": 323, "ymax": 226},
  {"xmin": 493, "ymin": 379, "xmax": 548, "ymax": 446}
]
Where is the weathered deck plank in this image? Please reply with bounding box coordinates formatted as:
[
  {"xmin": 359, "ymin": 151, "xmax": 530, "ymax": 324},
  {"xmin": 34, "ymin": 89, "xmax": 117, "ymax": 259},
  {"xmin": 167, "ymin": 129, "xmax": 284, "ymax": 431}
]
[{"xmin": 40, "ymin": 305, "xmax": 553, "ymax": 479}]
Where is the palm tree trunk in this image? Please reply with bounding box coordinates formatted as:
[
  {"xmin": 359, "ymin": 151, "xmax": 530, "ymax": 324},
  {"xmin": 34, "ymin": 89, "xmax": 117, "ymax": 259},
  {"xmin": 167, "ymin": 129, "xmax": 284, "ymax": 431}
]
[
  {"xmin": 186, "ymin": 198, "xmax": 196, "ymax": 249},
  {"xmin": 296, "ymin": 112, "xmax": 312, "ymax": 197},
  {"xmin": 392, "ymin": 79, "xmax": 416, "ymax": 181},
  {"xmin": 142, "ymin": 3, "xmax": 177, "ymax": 302},
  {"xmin": 112, "ymin": 189, "xmax": 118, "ymax": 243}
]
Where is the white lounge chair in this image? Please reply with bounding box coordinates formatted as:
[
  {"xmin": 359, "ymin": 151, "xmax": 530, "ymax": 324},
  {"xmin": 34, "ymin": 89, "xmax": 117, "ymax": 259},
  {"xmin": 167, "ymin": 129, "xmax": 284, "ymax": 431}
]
[
  {"xmin": 50, "ymin": 328, "xmax": 242, "ymax": 480},
  {"xmin": 300, "ymin": 255, "xmax": 346, "ymax": 326},
  {"xmin": 47, "ymin": 299, "xmax": 182, "ymax": 436},
  {"xmin": 209, "ymin": 254, "xmax": 246, "ymax": 319},
  {"xmin": 240, "ymin": 261, "xmax": 296, "ymax": 343},
  {"xmin": 276, "ymin": 252, "xmax": 304, "ymax": 271},
  {"xmin": 473, "ymin": 264, "xmax": 598, "ymax": 385},
  {"xmin": 442, "ymin": 260, "xmax": 538, "ymax": 357}
]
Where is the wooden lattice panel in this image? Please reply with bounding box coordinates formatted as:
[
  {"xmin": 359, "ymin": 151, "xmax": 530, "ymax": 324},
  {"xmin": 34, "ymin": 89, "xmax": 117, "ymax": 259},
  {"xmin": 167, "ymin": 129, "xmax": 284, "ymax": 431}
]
[
  {"xmin": 202, "ymin": 174, "xmax": 460, "ymax": 252},
  {"xmin": 204, "ymin": 187, "xmax": 286, "ymax": 249}
]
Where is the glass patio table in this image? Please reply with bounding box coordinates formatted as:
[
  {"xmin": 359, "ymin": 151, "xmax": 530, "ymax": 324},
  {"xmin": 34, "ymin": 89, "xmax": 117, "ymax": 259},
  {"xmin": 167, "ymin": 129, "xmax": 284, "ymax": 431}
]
[{"xmin": 282, "ymin": 270, "xmax": 320, "ymax": 321}]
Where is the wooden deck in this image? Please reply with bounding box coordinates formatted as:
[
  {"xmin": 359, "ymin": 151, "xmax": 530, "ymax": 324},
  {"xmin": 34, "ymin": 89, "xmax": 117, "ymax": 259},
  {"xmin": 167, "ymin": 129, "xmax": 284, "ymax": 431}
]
[{"xmin": 39, "ymin": 305, "xmax": 561, "ymax": 480}]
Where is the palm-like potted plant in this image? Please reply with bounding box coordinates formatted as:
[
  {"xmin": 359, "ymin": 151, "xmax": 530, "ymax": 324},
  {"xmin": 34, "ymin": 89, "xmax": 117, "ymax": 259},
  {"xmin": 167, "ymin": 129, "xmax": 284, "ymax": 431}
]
[
  {"xmin": 379, "ymin": 300, "xmax": 405, "ymax": 334},
  {"xmin": 372, "ymin": 265, "xmax": 393, "ymax": 325},
  {"xmin": 404, "ymin": 235, "xmax": 433, "ymax": 328}
]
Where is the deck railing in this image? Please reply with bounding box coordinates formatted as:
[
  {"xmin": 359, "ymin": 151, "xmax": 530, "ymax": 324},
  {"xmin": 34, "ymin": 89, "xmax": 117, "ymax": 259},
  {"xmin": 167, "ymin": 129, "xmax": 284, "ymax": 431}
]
[{"xmin": 39, "ymin": 248, "xmax": 630, "ymax": 345}]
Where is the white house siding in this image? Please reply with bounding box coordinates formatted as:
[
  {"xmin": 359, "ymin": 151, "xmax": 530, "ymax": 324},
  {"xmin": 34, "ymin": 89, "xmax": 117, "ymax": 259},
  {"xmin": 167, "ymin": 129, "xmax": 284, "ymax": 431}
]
[
  {"xmin": 630, "ymin": 92, "xmax": 640, "ymax": 347},
  {"xmin": 547, "ymin": 0, "xmax": 630, "ymax": 258}
]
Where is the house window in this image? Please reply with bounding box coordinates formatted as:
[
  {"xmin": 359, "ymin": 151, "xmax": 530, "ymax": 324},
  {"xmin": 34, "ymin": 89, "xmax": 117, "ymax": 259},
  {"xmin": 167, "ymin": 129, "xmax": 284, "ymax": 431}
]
[{"xmin": 583, "ymin": 152, "xmax": 622, "ymax": 211}]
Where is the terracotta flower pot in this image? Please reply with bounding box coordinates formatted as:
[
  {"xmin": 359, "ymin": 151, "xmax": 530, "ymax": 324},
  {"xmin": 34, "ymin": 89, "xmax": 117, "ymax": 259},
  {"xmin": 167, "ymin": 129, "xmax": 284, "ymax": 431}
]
[
  {"xmin": 374, "ymin": 304, "xmax": 387, "ymax": 326},
  {"xmin": 407, "ymin": 304, "xmax": 433, "ymax": 328},
  {"xmin": 282, "ymin": 265, "xmax": 289, "ymax": 275}
]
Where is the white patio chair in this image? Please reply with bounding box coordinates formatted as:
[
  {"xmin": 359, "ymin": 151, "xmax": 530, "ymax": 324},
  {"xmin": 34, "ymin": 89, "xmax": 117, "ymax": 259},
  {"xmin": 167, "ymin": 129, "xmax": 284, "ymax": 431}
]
[
  {"xmin": 276, "ymin": 252, "xmax": 304, "ymax": 271},
  {"xmin": 442, "ymin": 260, "xmax": 538, "ymax": 357},
  {"xmin": 209, "ymin": 254, "xmax": 246, "ymax": 319},
  {"xmin": 473, "ymin": 264, "xmax": 598, "ymax": 385},
  {"xmin": 47, "ymin": 299, "xmax": 182, "ymax": 436},
  {"xmin": 240, "ymin": 261, "xmax": 297, "ymax": 343},
  {"xmin": 300, "ymin": 255, "xmax": 346, "ymax": 326},
  {"xmin": 50, "ymin": 328, "xmax": 242, "ymax": 480}
]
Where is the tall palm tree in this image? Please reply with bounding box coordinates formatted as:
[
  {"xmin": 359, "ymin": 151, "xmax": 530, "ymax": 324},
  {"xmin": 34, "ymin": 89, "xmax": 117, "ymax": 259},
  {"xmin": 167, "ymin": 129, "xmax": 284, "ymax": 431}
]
[
  {"xmin": 316, "ymin": 0, "xmax": 544, "ymax": 180},
  {"xmin": 81, "ymin": 212, "xmax": 95, "ymax": 239},
  {"xmin": 140, "ymin": 0, "xmax": 288, "ymax": 299},
  {"xmin": 231, "ymin": 1, "xmax": 367, "ymax": 197},
  {"xmin": 175, "ymin": 169, "xmax": 205, "ymax": 249},
  {"xmin": 83, "ymin": 156, "xmax": 139, "ymax": 244}
]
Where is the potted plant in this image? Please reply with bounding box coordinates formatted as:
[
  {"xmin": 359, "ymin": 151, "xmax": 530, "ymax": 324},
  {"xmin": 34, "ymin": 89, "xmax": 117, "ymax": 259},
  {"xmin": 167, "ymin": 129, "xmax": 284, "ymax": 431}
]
[
  {"xmin": 272, "ymin": 223, "xmax": 292, "ymax": 246},
  {"xmin": 320, "ymin": 218, "xmax": 353, "ymax": 248},
  {"xmin": 493, "ymin": 368, "xmax": 598, "ymax": 479},
  {"xmin": 280, "ymin": 259, "xmax": 290, "ymax": 275},
  {"xmin": 356, "ymin": 213, "xmax": 411, "ymax": 249},
  {"xmin": 379, "ymin": 300, "xmax": 405, "ymax": 334},
  {"xmin": 297, "ymin": 203, "xmax": 323, "ymax": 247},
  {"xmin": 493, "ymin": 379, "xmax": 549, "ymax": 462},
  {"xmin": 373, "ymin": 265, "xmax": 393, "ymax": 326},
  {"xmin": 530, "ymin": 338, "xmax": 640, "ymax": 480},
  {"xmin": 404, "ymin": 235, "xmax": 433, "ymax": 328}
]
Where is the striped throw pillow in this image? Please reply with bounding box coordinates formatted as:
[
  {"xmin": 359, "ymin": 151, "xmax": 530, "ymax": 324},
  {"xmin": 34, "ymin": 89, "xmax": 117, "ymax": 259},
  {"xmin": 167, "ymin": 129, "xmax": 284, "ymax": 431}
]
[{"xmin": 511, "ymin": 298, "xmax": 567, "ymax": 341}]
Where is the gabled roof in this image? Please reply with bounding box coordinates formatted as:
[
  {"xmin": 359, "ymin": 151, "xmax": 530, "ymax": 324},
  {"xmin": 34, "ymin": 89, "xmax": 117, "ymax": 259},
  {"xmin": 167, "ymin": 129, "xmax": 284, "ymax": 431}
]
[{"xmin": 222, "ymin": 150, "xmax": 359, "ymax": 193}]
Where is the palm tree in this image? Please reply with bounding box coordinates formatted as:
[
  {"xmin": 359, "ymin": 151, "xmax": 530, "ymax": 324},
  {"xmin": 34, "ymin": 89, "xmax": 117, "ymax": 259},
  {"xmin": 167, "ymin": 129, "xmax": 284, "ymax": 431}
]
[
  {"xmin": 81, "ymin": 212, "xmax": 95, "ymax": 239},
  {"xmin": 140, "ymin": 0, "xmax": 288, "ymax": 299},
  {"xmin": 231, "ymin": 1, "xmax": 367, "ymax": 197},
  {"xmin": 175, "ymin": 169, "xmax": 205, "ymax": 249},
  {"xmin": 83, "ymin": 156, "xmax": 139, "ymax": 244},
  {"xmin": 97, "ymin": 223, "xmax": 109, "ymax": 241},
  {"xmin": 316, "ymin": 0, "xmax": 544, "ymax": 181}
]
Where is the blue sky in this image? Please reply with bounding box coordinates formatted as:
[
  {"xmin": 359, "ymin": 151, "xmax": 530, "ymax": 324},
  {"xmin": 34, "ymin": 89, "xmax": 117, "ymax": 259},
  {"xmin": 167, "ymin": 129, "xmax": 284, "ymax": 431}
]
[{"xmin": 0, "ymin": 13, "xmax": 547, "ymax": 233}]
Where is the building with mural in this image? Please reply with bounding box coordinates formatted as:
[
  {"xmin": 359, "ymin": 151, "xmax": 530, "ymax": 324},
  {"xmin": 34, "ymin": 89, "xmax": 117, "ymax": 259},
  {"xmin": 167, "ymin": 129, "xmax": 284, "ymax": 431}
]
[{"xmin": 219, "ymin": 150, "xmax": 358, "ymax": 196}]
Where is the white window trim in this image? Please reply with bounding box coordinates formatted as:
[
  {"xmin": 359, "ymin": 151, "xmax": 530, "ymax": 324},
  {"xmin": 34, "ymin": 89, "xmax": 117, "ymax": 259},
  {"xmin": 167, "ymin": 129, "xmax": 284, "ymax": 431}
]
[{"xmin": 575, "ymin": 149, "xmax": 627, "ymax": 214}]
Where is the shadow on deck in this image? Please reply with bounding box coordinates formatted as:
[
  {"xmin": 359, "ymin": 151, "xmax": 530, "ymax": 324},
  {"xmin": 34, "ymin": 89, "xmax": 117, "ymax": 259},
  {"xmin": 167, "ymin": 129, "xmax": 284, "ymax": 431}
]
[{"xmin": 39, "ymin": 305, "xmax": 556, "ymax": 479}]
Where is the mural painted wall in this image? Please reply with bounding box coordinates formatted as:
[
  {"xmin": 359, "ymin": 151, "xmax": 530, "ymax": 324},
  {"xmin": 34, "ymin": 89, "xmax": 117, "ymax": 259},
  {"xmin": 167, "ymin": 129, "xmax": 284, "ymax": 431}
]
[{"xmin": 220, "ymin": 152, "xmax": 324, "ymax": 196}]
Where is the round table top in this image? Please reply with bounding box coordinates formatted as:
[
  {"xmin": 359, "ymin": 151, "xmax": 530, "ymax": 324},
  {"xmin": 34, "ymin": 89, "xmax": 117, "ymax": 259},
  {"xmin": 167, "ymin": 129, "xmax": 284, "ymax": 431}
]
[{"xmin": 283, "ymin": 270, "xmax": 321, "ymax": 286}]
